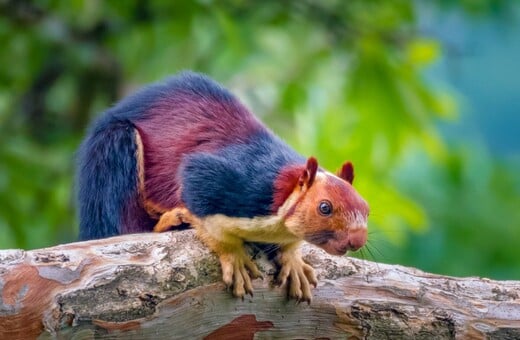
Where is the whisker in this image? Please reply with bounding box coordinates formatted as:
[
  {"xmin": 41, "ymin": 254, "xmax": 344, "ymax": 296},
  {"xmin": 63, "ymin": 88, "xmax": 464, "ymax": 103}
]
[
  {"xmin": 371, "ymin": 244, "xmax": 387, "ymax": 261},
  {"xmin": 365, "ymin": 245, "xmax": 380, "ymax": 262},
  {"xmin": 366, "ymin": 245, "xmax": 382, "ymax": 271},
  {"xmin": 357, "ymin": 248, "xmax": 366, "ymax": 260}
]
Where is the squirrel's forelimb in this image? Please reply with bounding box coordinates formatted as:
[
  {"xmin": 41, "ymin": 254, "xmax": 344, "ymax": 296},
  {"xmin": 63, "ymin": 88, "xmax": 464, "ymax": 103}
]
[
  {"xmin": 153, "ymin": 164, "xmax": 322, "ymax": 301},
  {"xmin": 154, "ymin": 207, "xmax": 265, "ymax": 298}
]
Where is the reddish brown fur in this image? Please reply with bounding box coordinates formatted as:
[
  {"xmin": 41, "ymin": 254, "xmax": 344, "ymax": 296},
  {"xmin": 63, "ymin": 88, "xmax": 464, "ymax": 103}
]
[
  {"xmin": 322, "ymin": 175, "xmax": 368, "ymax": 216},
  {"xmin": 282, "ymin": 164, "xmax": 369, "ymax": 256},
  {"xmin": 135, "ymin": 95, "xmax": 264, "ymax": 209},
  {"xmin": 302, "ymin": 175, "xmax": 368, "ymax": 254},
  {"xmin": 302, "ymin": 175, "xmax": 368, "ymax": 233}
]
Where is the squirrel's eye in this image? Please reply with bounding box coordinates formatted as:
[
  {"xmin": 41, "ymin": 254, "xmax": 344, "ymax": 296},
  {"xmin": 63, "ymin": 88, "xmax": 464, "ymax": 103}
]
[{"xmin": 318, "ymin": 200, "xmax": 333, "ymax": 216}]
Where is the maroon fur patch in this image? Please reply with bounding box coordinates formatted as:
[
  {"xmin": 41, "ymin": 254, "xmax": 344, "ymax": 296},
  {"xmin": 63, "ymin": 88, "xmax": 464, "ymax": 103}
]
[
  {"xmin": 299, "ymin": 157, "xmax": 318, "ymax": 188},
  {"xmin": 337, "ymin": 161, "xmax": 354, "ymax": 184},
  {"xmin": 271, "ymin": 164, "xmax": 304, "ymax": 213},
  {"xmin": 271, "ymin": 157, "xmax": 320, "ymax": 214},
  {"xmin": 135, "ymin": 93, "xmax": 264, "ymax": 209}
]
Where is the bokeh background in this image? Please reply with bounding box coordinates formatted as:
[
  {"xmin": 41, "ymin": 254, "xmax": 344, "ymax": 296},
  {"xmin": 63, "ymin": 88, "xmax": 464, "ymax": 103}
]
[{"xmin": 0, "ymin": 1, "xmax": 518, "ymax": 280}]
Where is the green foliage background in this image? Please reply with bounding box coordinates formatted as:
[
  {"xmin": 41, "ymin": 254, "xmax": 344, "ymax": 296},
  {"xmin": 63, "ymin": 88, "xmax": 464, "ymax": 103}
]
[{"xmin": 0, "ymin": 0, "xmax": 518, "ymax": 279}]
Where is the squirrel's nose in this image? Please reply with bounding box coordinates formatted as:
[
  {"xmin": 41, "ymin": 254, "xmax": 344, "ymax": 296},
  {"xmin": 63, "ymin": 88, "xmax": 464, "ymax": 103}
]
[{"xmin": 347, "ymin": 227, "xmax": 367, "ymax": 251}]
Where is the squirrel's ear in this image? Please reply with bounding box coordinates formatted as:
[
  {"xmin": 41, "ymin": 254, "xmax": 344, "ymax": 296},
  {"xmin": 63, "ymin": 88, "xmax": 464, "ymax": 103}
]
[
  {"xmin": 337, "ymin": 161, "xmax": 354, "ymax": 184},
  {"xmin": 299, "ymin": 157, "xmax": 318, "ymax": 188}
]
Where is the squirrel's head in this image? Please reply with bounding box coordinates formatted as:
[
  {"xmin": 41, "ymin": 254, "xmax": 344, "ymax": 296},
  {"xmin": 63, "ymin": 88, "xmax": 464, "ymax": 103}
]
[{"xmin": 275, "ymin": 157, "xmax": 369, "ymax": 256}]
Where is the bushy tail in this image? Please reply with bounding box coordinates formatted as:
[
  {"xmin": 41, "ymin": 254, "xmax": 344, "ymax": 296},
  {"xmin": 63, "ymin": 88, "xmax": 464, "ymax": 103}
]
[{"xmin": 76, "ymin": 116, "xmax": 149, "ymax": 240}]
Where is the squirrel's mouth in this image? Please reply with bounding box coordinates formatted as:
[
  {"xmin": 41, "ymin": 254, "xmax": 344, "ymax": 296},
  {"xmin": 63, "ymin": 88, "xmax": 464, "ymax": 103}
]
[
  {"xmin": 304, "ymin": 228, "xmax": 367, "ymax": 256},
  {"xmin": 304, "ymin": 230, "xmax": 348, "ymax": 255},
  {"xmin": 320, "ymin": 242, "xmax": 350, "ymax": 256}
]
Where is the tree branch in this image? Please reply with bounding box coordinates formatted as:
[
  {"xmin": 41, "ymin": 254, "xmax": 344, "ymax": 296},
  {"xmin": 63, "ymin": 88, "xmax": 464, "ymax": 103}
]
[{"xmin": 1, "ymin": 230, "xmax": 519, "ymax": 339}]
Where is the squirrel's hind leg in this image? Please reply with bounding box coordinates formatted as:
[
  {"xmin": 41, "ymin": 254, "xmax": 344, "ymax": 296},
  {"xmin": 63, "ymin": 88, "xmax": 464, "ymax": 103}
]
[{"xmin": 153, "ymin": 207, "xmax": 193, "ymax": 232}]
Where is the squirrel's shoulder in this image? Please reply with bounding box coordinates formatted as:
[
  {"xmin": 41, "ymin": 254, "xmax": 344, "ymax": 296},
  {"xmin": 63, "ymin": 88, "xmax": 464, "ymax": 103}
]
[{"xmin": 180, "ymin": 130, "xmax": 305, "ymax": 218}]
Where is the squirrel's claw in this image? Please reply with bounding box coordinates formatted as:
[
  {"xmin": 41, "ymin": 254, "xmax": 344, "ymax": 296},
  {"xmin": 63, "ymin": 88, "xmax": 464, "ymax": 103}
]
[
  {"xmin": 277, "ymin": 253, "xmax": 317, "ymax": 303},
  {"xmin": 219, "ymin": 251, "xmax": 262, "ymax": 298},
  {"xmin": 244, "ymin": 257, "xmax": 263, "ymax": 280}
]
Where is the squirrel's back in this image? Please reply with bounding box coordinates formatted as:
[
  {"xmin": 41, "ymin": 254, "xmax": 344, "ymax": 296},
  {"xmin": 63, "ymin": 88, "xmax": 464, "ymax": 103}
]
[{"xmin": 128, "ymin": 72, "xmax": 273, "ymax": 209}]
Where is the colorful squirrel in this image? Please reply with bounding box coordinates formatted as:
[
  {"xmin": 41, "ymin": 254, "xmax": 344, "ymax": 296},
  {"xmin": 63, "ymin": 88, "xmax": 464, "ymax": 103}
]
[{"xmin": 77, "ymin": 71, "xmax": 369, "ymax": 302}]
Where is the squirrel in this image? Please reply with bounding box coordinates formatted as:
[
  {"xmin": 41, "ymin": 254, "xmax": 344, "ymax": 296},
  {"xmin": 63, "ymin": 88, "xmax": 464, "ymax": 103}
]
[{"xmin": 77, "ymin": 71, "xmax": 369, "ymax": 302}]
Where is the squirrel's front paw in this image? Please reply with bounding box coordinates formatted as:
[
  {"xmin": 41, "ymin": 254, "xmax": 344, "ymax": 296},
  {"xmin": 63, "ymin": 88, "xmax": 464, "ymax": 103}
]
[
  {"xmin": 219, "ymin": 252, "xmax": 263, "ymax": 298},
  {"xmin": 277, "ymin": 255, "xmax": 317, "ymax": 303}
]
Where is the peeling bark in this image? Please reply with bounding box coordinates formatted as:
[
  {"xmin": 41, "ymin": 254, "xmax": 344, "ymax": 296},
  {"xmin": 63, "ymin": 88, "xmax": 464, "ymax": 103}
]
[{"xmin": 0, "ymin": 230, "xmax": 519, "ymax": 339}]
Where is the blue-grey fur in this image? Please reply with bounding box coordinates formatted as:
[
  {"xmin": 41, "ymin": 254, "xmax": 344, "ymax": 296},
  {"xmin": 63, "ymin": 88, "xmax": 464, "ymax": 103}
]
[
  {"xmin": 76, "ymin": 116, "xmax": 140, "ymax": 240},
  {"xmin": 181, "ymin": 130, "xmax": 305, "ymax": 218}
]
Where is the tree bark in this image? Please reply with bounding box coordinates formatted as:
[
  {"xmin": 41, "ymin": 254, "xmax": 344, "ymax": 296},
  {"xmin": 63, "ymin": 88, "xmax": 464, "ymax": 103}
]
[{"xmin": 0, "ymin": 230, "xmax": 519, "ymax": 339}]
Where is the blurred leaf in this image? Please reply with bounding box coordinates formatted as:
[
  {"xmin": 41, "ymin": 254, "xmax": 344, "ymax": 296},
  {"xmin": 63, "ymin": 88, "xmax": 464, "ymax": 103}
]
[{"xmin": 407, "ymin": 38, "xmax": 440, "ymax": 67}]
